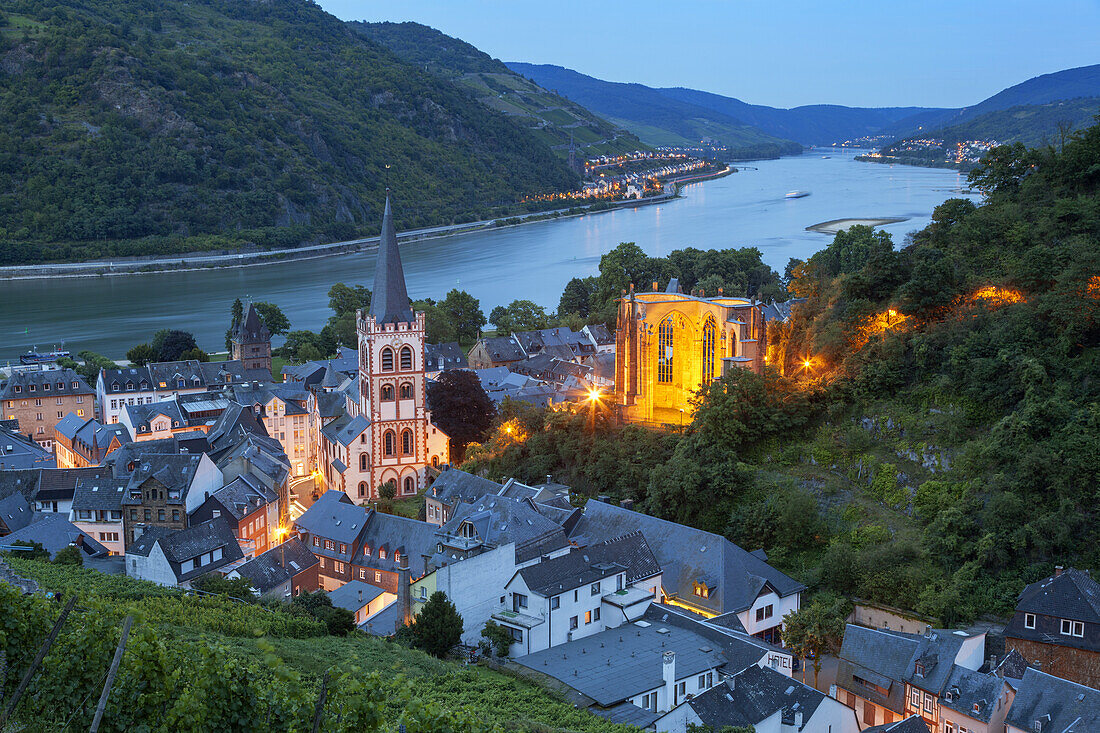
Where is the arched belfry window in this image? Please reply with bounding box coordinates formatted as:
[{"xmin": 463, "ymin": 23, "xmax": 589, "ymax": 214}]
[
  {"xmin": 702, "ymin": 316, "xmax": 716, "ymax": 383},
  {"xmin": 400, "ymin": 346, "xmax": 414, "ymax": 371},
  {"xmin": 381, "ymin": 348, "xmax": 395, "ymax": 372},
  {"xmin": 383, "ymin": 430, "xmax": 396, "ymax": 457},
  {"xmin": 401, "ymin": 429, "xmax": 414, "ymax": 455},
  {"xmin": 657, "ymin": 319, "xmax": 674, "ymax": 384},
  {"xmin": 399, "ymin": 383, "xmax": 413, "ymax": 400},
  {"xmin": 381, "ymin": 384, "xmax": 395, "ymax": 401}
]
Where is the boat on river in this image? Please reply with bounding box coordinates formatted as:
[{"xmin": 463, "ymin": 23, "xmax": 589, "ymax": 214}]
[
  {"xmin": 785, "ymin": 190, "xmax": 811, "ymax": 199},
  {"xmin": 19, "ymin": 345, "xmax": 71, "ymax": 364}
]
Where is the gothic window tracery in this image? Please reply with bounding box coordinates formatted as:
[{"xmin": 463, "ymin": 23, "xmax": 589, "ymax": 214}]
[
  {"xmin": 381, "ymin": 384, "xmax": 395, "ymax": 401},
  {"xmin": 399, "ymin": 383, "xmax": 413, "ymax": 399},
  {"xmin": 658, "ymin": 319, "xmax": 674, "ymax": 383},
  {"xmin": 702, "ymin": 316, "xmax": 716, "ymax": 383},
  {"xmin": 381, "ymin": 348, "xmax": 395, "ymax": 372},
  {"xmin": 400, "ymin": 346, "xmax": 414, "ymax": 370},
  {"xmin": 383, "ymin": 430, "xmax": 396, "ymax": 457},
  {"xmin": 401, "ymin": 429, "xmax": 414, "ymax": 455}
]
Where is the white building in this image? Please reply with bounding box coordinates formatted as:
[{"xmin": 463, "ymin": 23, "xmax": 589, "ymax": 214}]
[
  {"xmin": 493, "ymin": 531, "xmax": 662, "ymax": 655},
  {"xmin": 96, "ymin": 361, "xmax": 249, "ymax": 425},
  {"xmin": 126, "ymin": 516, "xmax": 244, "ymax": 588}
]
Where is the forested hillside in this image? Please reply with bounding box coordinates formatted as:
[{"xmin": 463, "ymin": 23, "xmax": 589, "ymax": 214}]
[
  {"xmin": 352, "ymin": 22, "xmax": 647, "ymax": 159},
  {"xmin": 0, "ymin": 0, "xmax": 578, "ymax": 264},
  {"xmin": 468, "ymin": 122, "xmax": 1100, "ymax": 624}
]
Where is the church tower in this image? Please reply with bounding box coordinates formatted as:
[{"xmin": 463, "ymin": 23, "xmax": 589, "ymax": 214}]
[
  {"xmin": 231, "ymin": 302, "xmax": 272, "ymax": 374},
  {"xmin": 356, "ymin": 195, "xmax": 449, "ymax": 497}
]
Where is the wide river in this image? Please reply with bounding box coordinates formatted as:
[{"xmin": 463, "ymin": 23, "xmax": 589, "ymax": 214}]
[{"xmin": 0, "ymin": 149, "xmax": 975, "ymax": 362}]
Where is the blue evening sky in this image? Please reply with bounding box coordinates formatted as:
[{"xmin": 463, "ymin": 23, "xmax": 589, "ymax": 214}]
[{"xmin": 319, "ymin": 0, "xmax": 1099, "ymax": 109}]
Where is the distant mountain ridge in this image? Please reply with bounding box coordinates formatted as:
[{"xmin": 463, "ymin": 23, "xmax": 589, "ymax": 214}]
[
  {"xmin": 505, "ymin": 63, "xmax": 802, "ymax": 157},
  {"xmin": 508, "ymin": 61, "xmax": 1100, "ymax": 149},
  {"xmin": 351, "ymin": 22, "xmax": 646, "ymax": 159}
]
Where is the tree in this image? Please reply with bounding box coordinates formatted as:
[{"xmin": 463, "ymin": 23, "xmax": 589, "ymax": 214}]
[
  {"xmin": 254, "ymin": 301, "xmax": 290, "ymax": 336},
  {"xmin": 179, "ymin": 347, "xmax": 209, "ymax": 362},
  {"xmin": 52, "ymin": 546, "xmax": 83, "ymax": 566},
  {"xmin": 67, "ymin": 351, "xmax": 119, "ymax": 384},
  {"xmin": 126, "ymin": 343, "xmax": 158, "ymax": 366},
  {"xmin": 6, "ymin": 540, "xmax": 49, "ymax": 561},
  {"xmin": 558, "ymin": 276, "xmax": 596, "ymax": 317},
  {"xmin": 226, "ymin": 298, "xmax": 245, "ymax": 350},
  {"xmin": 291, "ymin": 590, "xmax": 355, "ymax": 635},
  {"xmin": 328, "ymin": 282, "xmax": 371, "ymax": 316},
  {"xmin": 413, "ymin": 300, "xmax": 458, "ymax": 343},
  {"xmin": 781, "ymin": 593, "xmax": 851, "ymax": 688},
  {"xmin": 480, "ymin": 620, "xmax": 514, "ymax": 658},
  {"xmin": 441, "ymin": 289, "xmax": 486, "ymax": 343},
  {"xmin": 152, "ymin": 329, "xmax": 199, "ymax": 361},
  {"xmin": 427, "ymin": 370, "xmax": 496, "ymax": 461},
  {"xmin": 410, "ymin": 591, "xmax": 463, "ymax": 658},
  {"xmin": 488, "ymin": 300, "xmax": 549, "ymax": 333},
  {"xmin": 193, "ymin": 572, "xmax": 255, "ymax": 599},
  {"xmin": 378, "ymin": 480, "xmax": 397, "ymax": 501}
]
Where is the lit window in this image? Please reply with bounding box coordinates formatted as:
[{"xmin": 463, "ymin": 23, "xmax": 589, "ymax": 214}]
[
  {"xmin": 657, "ymin": 320, "xmax": 673, "ymax": 383},
  {"xmin": 702, "ymin": 315, "xmax": 716, "ymax": 383}
]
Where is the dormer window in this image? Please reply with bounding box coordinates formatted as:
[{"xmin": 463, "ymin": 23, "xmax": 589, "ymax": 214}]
[
  {"xmin": 914, "ymin": 660, "xmax": 925, "ymax": 677},
  {"xmin": 459, "ymin": 522, "xmax": 475, "ymax": 539},
  {"xmin": 693, "ymin": 582, "xmax": 709, "ymax": 599},
  {"xmin": 364, "ymin": 545, "xmax": 371, "ymax": 557},
  {"xmin": 112, "ymin": 385, "xmax": 119, "ymax": 392},
  {"xmin": 1024, "ymin": 613, "xmax": 1036, "ymax": 629},
  {"xmin": 43, "ymin": 383, "xmax": 50, "ymax": 391},
  {"xmin": 177, "ymin": 380, "xmax": 185, "ymax": 388},
  {"xmin": 379, "ymin": 548, "xmax": 387, "ymax": 560},
  {"xmin": 12, "ymin": 386, "xmax": 20, "ymax": 394},
  {"xmin": 1061, "ymin": 619, "xmax": 1084, "ymax": 637},
  {"xmin": 71, "ymin": 381, "xmax": 78, "ymax": 389},
  {"xmin": 28, "ymin": 385, "xmax": 35, "ymax": 392}
]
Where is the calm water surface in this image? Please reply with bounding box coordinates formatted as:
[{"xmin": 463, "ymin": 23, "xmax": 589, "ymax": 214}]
[{"xmin": 0, "ymin": 149, "xmax": 975, "ymax": 361}]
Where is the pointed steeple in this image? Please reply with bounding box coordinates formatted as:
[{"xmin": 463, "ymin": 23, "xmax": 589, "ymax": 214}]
[
  {"xmin": 235, "ymin": 302, "xmax": 271, "ymax": 343},
  {"xmin": 368, "ymin": 193, "xmax": 414, "ymax": 325}
]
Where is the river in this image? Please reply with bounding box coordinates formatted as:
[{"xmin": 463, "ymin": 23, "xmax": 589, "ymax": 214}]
[{"xmin": 0, "ymin": 149, "xmax": 975, "ymax": 362}]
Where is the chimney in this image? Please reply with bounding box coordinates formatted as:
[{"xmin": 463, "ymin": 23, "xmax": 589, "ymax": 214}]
[
  {"xmin": 358, "ymin": 588, "xmax": 363, "ymax": 602},
  {"xmin": 398, "ymin": 554, "xmax": 413, "ymax": 626},
  {"xmin": 662, "ymin": 651, "xmax": 676, "ymax": 710},
  {"xmin": 794, "ymin": 710, "xmax": 803, "ymax": 729},
  {"xmin": 718, "ymin": 287, "xmax": 723, "ymax": 295},
  {"xmin": 546, "ymin": 474, "xmax": 552, "ymax": 484},
  {"xmin": 1055, "ymin": 565, "xmax": 1064, "ymax": 577},
  {"xmin": 621, "ymin": 499, "xmax": 634, "ymax": 511},
  {"xmin": 652, "ymin": 281, "xmax": 658, "ymax": 291}
]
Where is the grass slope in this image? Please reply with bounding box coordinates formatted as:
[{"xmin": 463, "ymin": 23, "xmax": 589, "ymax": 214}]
[
  {"xmin": 0, "ymin": 0, "xmax": 578, "ymax": 265},
  {"xmin": 4, "ymin": 558, "xmax": 634, "ymax": 732}
]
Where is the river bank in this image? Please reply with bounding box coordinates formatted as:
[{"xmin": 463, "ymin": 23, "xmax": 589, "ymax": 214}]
[{"xmin": 806, "ymin": 217, "xmax": 910, "ymax": 234}]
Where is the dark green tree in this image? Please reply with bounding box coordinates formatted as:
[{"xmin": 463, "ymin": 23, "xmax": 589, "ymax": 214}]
[
  {"xmin": 193, "ymin": 572, "xmax": 255, "ymax": 599},
  {"xmin": 781, "ymin": 593, "xmax": 851, "ymax": 688},
  {"xmin": 253, "ymin": 301, "xmax": 290, "ymax": 336},
  {"xmin": 328, "ymin": 283, "xmax": 371, "ymax": 316},
  {"xmin": 152, "ymin": 329, "xmax": 199, "ymax": 361},
  {"xmin": 410, "ymin": 591, "xmax": 463, "ymax": 658},
  {"xmin": 480, "ymin": 620, "xmax": 515, "ymax": 658},
  {"xmin": 52, "ymin": 546, "xmax": 83, "ymax": 566},
  {"xmin": 488, "ymin": 300, "xmax": 549, "ymax": 333},
  {"xmin": 440, "ymin": 289, "xmax": 486, "ymax": 343},
  {"xmin": 427, "ymin": 369, "xmax": 496, "ymax": 461},
  {"xmin": 558, "ymin": 276, "xmax": 596, "ymax": 317},
  {"xmin": 126, "ymin": 343, "xmax": 158, "ymax": 366}
]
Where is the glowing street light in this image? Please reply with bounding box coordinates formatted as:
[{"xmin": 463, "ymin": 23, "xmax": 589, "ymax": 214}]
[{"xmin": 587, "ymin": 388, "xmax": 602, "ymax": 403}]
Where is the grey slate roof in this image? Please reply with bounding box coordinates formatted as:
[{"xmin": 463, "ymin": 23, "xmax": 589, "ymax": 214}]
[
  {"xmin": 514, "ymin": 603, "xmax": 776, "ymax": 707},
  {"xmin": 425, "ymin": 342, "xmax": 468, "ymax": 371},
  {"xmin": 234, "ymin": 303, "xmax": 271, "ymax": 344},
  {"xmin": 518, "ymin": 531, "xmax": 660, "ymax": 596},
  {"xmin": 315, "ymin": 393, "xmax": 346, "ymax": 419},
  {"xmin": 428, "ymin": 469, "xmax": 503, "ymax": 507},
  {"xmin": 0, "ymin": 469, "xmax": 42, "ymax": 501},
  {"xmin": 158, "ymin": 516, "xmax": 245, "ymax": 583},
  {"xmin": 475, "ymin": 336, "xmax": 525, "ymax": 363},
  {"xmin": 0, "ymin": 429, "xmax": 54, "ymax": 470},
  {"xmin": 368, "ymin": 196, "xmax": 414, "ymax": 325},
  {"xmin": 328, "ymin": 580, "xmax": 385, "ymax": 611},
  {"xmin": 37, "ymin": 466, "xmax": 110, "ymax": 501},
  {"xmin": 207, "ymin": 474, "xmax": 277, "ymax": 521},
  {"xmin": 71, "ymin": 475, "xmax": 127, "ymax": 512},
  {"xmin": 590, "ymin": 703, "xmax": 661, "ymax": 729},
  {"xmin": 126, "ymin": 526, "xmax": 171, "ymax": 557},
  {"xmin": 3, "ymin": 514, "xmax": 108, "ymax": 558},
  {"xmin": 0, "ymin": 368, "xmax": 93, "ymax": 399},
  {"xmin": 863, "ymin": 715, "xmax": 930, "ymax": 733},
  {"xmin": 293, "ymin": 491, "xmax": 366, "ymax": 550},
  {"xmin": 939, "ymin": 665, "xmax": 1005, "ymax": 723},
  {"xmin": 435, "ymin": 494, "xmax": 570, "ymax": 564},
  {"xmin": 0, "ymin": 492, "xmax": 33, "ymax": 532},
  {"xmin": 232, "ymin": 537, "xmax": 318, "ymax": 594},
  {"xmin": 360, "ymin": 598, "xmax": 404, "ymax": 636},
  {"xmin": 686, "ymin": 664, "xmax": 828, "ymax": 732},
  {"xmin": 569, "ymin": 500, "xmax": 804, "ymax": 615},
  {"xmin": 1005, "ymin": 667, "xmax": 1100, "ymax": 732},
  {"xmin": 320, "ymin": 413, "xmax": 370, "ymax": 447},
  {"xmin": 358, "ymin": 511, "xmax": 437, "ymax": 579},
  {"xmin": 1011, "ymin": 567, "xmax": 1100, "ymax": 623},
  {"xmin": 123, "ymin": 455, "xmax": 202, "ymax": 504}
]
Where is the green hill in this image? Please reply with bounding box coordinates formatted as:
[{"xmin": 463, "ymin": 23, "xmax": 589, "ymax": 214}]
[
  {"xmin": 350, "ymin": 22, "xmax": 648, "ymax": 160},
  {"xmin": 0, "ymin": 558, "xmax": 633, "ymax": 731},
  {"xmin": 0, "ymin": 0, "xmax": 579, "ymax": 265},
  {"xmin": 506, "ymin": 63, "xmax": 803, "ymax": 158}
]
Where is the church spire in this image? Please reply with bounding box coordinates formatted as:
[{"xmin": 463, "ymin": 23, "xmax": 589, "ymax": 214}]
[{"xmin": 368, "ymin": 192, "xmax": 414, "ymax": 325}]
